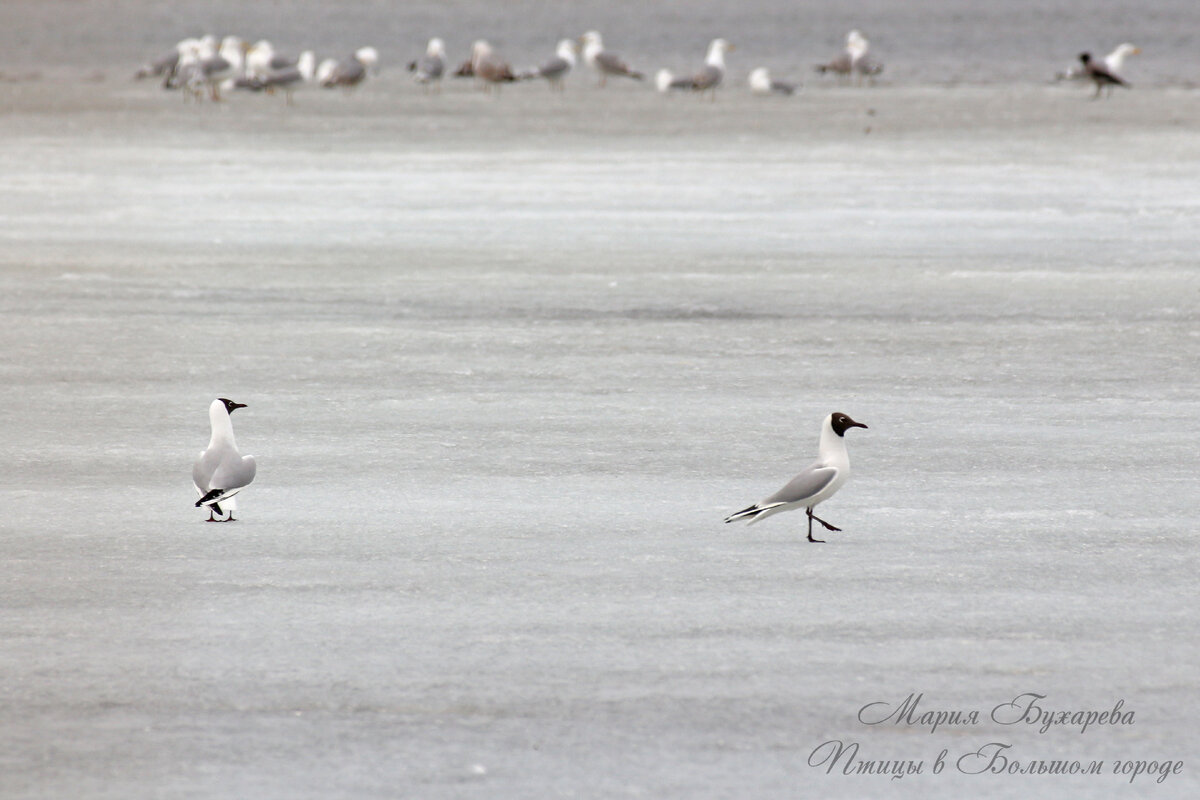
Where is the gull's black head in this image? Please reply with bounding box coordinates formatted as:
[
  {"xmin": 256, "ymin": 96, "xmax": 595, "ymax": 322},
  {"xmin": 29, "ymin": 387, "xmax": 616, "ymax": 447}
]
[
  {"xmin": 1079, "ymin": 52, "xmax": 1092, "ymax": 65},
  {"xmin": 219, "ymin": 398, "xmax": 247, "ymax": 415},
  {"xmin": 830, "ymin": 412, "xmax": 868, "ymax": 437}
]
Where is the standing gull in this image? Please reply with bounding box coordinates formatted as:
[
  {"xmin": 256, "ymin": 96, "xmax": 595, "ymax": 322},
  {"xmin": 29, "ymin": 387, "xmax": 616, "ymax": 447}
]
[
  {"xmin": 259, "ymin": 51, "xmax": 315, "ymax": 104},
  {"xmin": 816, "ymin": 30, "xmax": 882, "ymax": 83},
  {"xmin": 199, "ymin": 35, "xmax": 246, "ymax": 101},
  {"xmin": 580, "ymin": 31, "xmax": 644, "ymax": 86},
  {"xmin": 691, "ymin": 38, "xmax": 732, "ymax": 99},
  {"xmin": 194, "ymin": 398, "xmax": 256, "ymax": 522},
  {"xmin": 519, "ymin": 39, "xmax": 577, "ymax": 90},
  {"xmin": 724, "ymin": 412, "xmax": 867, "ymax": 542},
  {"xmin": 469, "ymin": 40, "xmax": 516, "ymax": 90},
  {"xmin": 408, "ymin": 38, "xmax": 446, "ymax": 89},
  {"xmin": 1078, "ymin": 52, "xmax": 1128, "ymax": 99},
  {"xmin": 319, "ymin": 47, "xmax": 378, "ymax": 89},
  {"xmin": 244, "ymin": 40, "xmax": 299, "ymax": 81}
]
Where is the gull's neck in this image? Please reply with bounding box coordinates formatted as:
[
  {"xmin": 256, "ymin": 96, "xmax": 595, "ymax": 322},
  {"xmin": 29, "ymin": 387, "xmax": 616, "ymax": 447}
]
[
  {"xmin": 208, "ymin": 401, "xmax": 237, "ymax": 448},
  {"xmin": 818, "ymin": 415, "xmax": 850, "ymax": 465}
]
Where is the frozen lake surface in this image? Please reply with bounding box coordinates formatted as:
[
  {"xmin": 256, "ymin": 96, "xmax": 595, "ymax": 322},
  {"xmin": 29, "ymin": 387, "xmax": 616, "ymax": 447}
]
[{"xmin": 1, "ymin": 32, "xmax": 1199, "ymax": 800}]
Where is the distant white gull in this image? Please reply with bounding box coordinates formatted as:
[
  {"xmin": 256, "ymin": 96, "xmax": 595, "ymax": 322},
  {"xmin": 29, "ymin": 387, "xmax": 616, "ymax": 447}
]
[
  {"xmin": 194, "ymin": 398, "xmax": 257, "ymax": 522},
  {"xmin": 198, "ymin": 35, "xmax": 245, "ymax": 101},
  {"xmin": 691, "ymin": 38, "xmax": 732, "ymax": 98},
  {"xmin": 519, "ymin": 39, "xmax": 577, "ymax": 90},
  {"xmin": 258, "ymin": 51, "xmax": 316, "ymax": 104},
  {"xmin": 357, "ymin": 46, "xmax": 381, "ymax": 75},
  {"xmin": 724, "ymin": 412, "xmax": 868, "ymax": 542},
  {"xmin": 748, "ymin": 67, "xmax": 796, "ymax": 96},
  {"xmin": 244, "ymin": 40, "xmax": 309, "ymax": 81},
  {"xmin": 816, "ymin": 30, "xmax": 882, "ymax": 82},
  {"xmin": 319, "ymin": 46, "xmax": 379, "ymax": 89},
  {"xmin": 469, "ymin": 40, "xmax": 517, "ymax": 90},
  {"xmin": 408, "ymin": 38, "xmax": 446, "ymax": 89},
  {"xmin": 580, "ymin": 31, "xmax": 644, "ymax": 86}
]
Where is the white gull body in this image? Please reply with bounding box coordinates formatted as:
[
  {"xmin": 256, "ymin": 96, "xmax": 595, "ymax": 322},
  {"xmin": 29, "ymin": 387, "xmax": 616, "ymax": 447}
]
[
  {"xmin": 580, "ymin": 31, "xmax": 643, "ymax": 86},
  {"xmin": 692, "ymin": 38, "xmax": 731, "ymax": 96},
  {"xmin": 724, "ymin": 412, "xmax": 867, "ymax": 542},
  {"xmin": 193, "ymin": 398, "xmax": 256, "ymax": 521}
]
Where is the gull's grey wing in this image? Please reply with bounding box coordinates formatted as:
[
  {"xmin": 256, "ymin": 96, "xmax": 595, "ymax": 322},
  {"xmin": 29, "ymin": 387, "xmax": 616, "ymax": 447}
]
[
  {"xmin": 538, "ymin": 56, "xmax": 570, "ymax": 80},
  {"xmin": 330, "ymin": 59, "xmax": 366, "ymax": 86},
  {"xmin": 424, "ymin": 54, "xmax": 445, "ymax": 79},
  {"xmin": 596, "ymin": 51, "xmax": 636, "ymax": 76},
  {"xmin": 200, "ymin": 55, "xmax": 231, "ymax": 77},
  {"xmin": 261, "ymin": 67, "xmax": 301, "ymax": 88},
  {"xmin": 210, "ymin": 454, "xmax": 256, "ymax": 492},
  {"xmin": 763, "ymin": 464, "xmax": 837, "ymax": 506},
  {"xmin": 692, "ymin": 65, "xmax": 722, "ymax": 90},
  {"xmin": 817, "ymin": 53, "xmax": 852, "ymax": 74}
]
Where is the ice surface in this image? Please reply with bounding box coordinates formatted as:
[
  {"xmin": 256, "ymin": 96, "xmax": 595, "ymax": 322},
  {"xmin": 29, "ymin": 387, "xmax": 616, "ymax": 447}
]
[{"xmin": 1, "ymin": 22, "xmax": 1198, "ymax": 800}]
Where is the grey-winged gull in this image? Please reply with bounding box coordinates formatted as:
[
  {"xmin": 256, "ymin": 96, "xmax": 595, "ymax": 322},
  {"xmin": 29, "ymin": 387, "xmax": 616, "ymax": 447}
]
[
  {"xmin": 244, "ymin": 40, "xmax": 311, "ymax": 81},
  {"xmin": 724, "ymin": 412, "xmax": 868, "ymax": 543},
  {"xmin": 319, "ymin": 46, "xmax": 378, "ymax": 89},
  {"xmin": 469, "ymin": 40, "xmax": 516, "ymax": 90},
  {"xmin": 748, "ymin": 67, "xmax": 796, "ymax": 95},
  {"xmin": 580, "ymin": 31, "xmax": 643, "ymax": 86},
  {"xmin": 259, "ymin": 51, "xmax": 315, "ymax": 104},
  {"xmin": 194, "ymin": 398, "xmax": 257, "ymax": 522},
  {"xmin": 816, "ymin": 30, "xmax": 882, "ymax": 83},
  {"xmin": 198, "ymin": 35, "xmax": 245, "ymax": 101},
  {"xmin": 135, "ymin": 37, "xmax": 196, "ymax": 80},
  {"xmin": 408, "ymin": 38, "xmax": 446, "ymax": 89},
  {"xmin": 519, "ymin": 39, "xmax": 577, "ymax": 90},
  {"xmin": 691, "ymin": 38, "xmax": 732, "ymax": 98}
]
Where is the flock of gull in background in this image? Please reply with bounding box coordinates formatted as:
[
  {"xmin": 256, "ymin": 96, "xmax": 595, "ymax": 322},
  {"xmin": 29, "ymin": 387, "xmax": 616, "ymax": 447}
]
[{"xmin": 135, "ymin": 30, "xmax": 1141, "ymax": 104}]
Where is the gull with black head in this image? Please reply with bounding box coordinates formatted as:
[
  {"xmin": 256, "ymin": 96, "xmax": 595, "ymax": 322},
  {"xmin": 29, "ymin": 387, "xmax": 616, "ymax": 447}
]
[
  {"xmin": 724, "ymin": 412, "xmax": 867, "ymax": 542},
  {"xmin": 193, "ymin": 398, "xmax": 257, "ymax": 522}
]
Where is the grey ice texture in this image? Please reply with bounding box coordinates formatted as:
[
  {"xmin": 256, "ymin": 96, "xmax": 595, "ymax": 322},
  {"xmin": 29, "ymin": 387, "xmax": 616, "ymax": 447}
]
[{"xmin": 1, "ymin": 1, "xmax": 1199, "ymax": 798}]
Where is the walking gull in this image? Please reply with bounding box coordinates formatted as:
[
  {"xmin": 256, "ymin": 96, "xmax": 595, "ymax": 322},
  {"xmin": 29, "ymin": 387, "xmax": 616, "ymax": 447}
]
[
  {"xmin": 193, "ymin": 398, "xmax": 257, "ymax": 522},
  {"xmin": 724, "ymin": 412, "xmax": 867, "ymax": 542}
]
